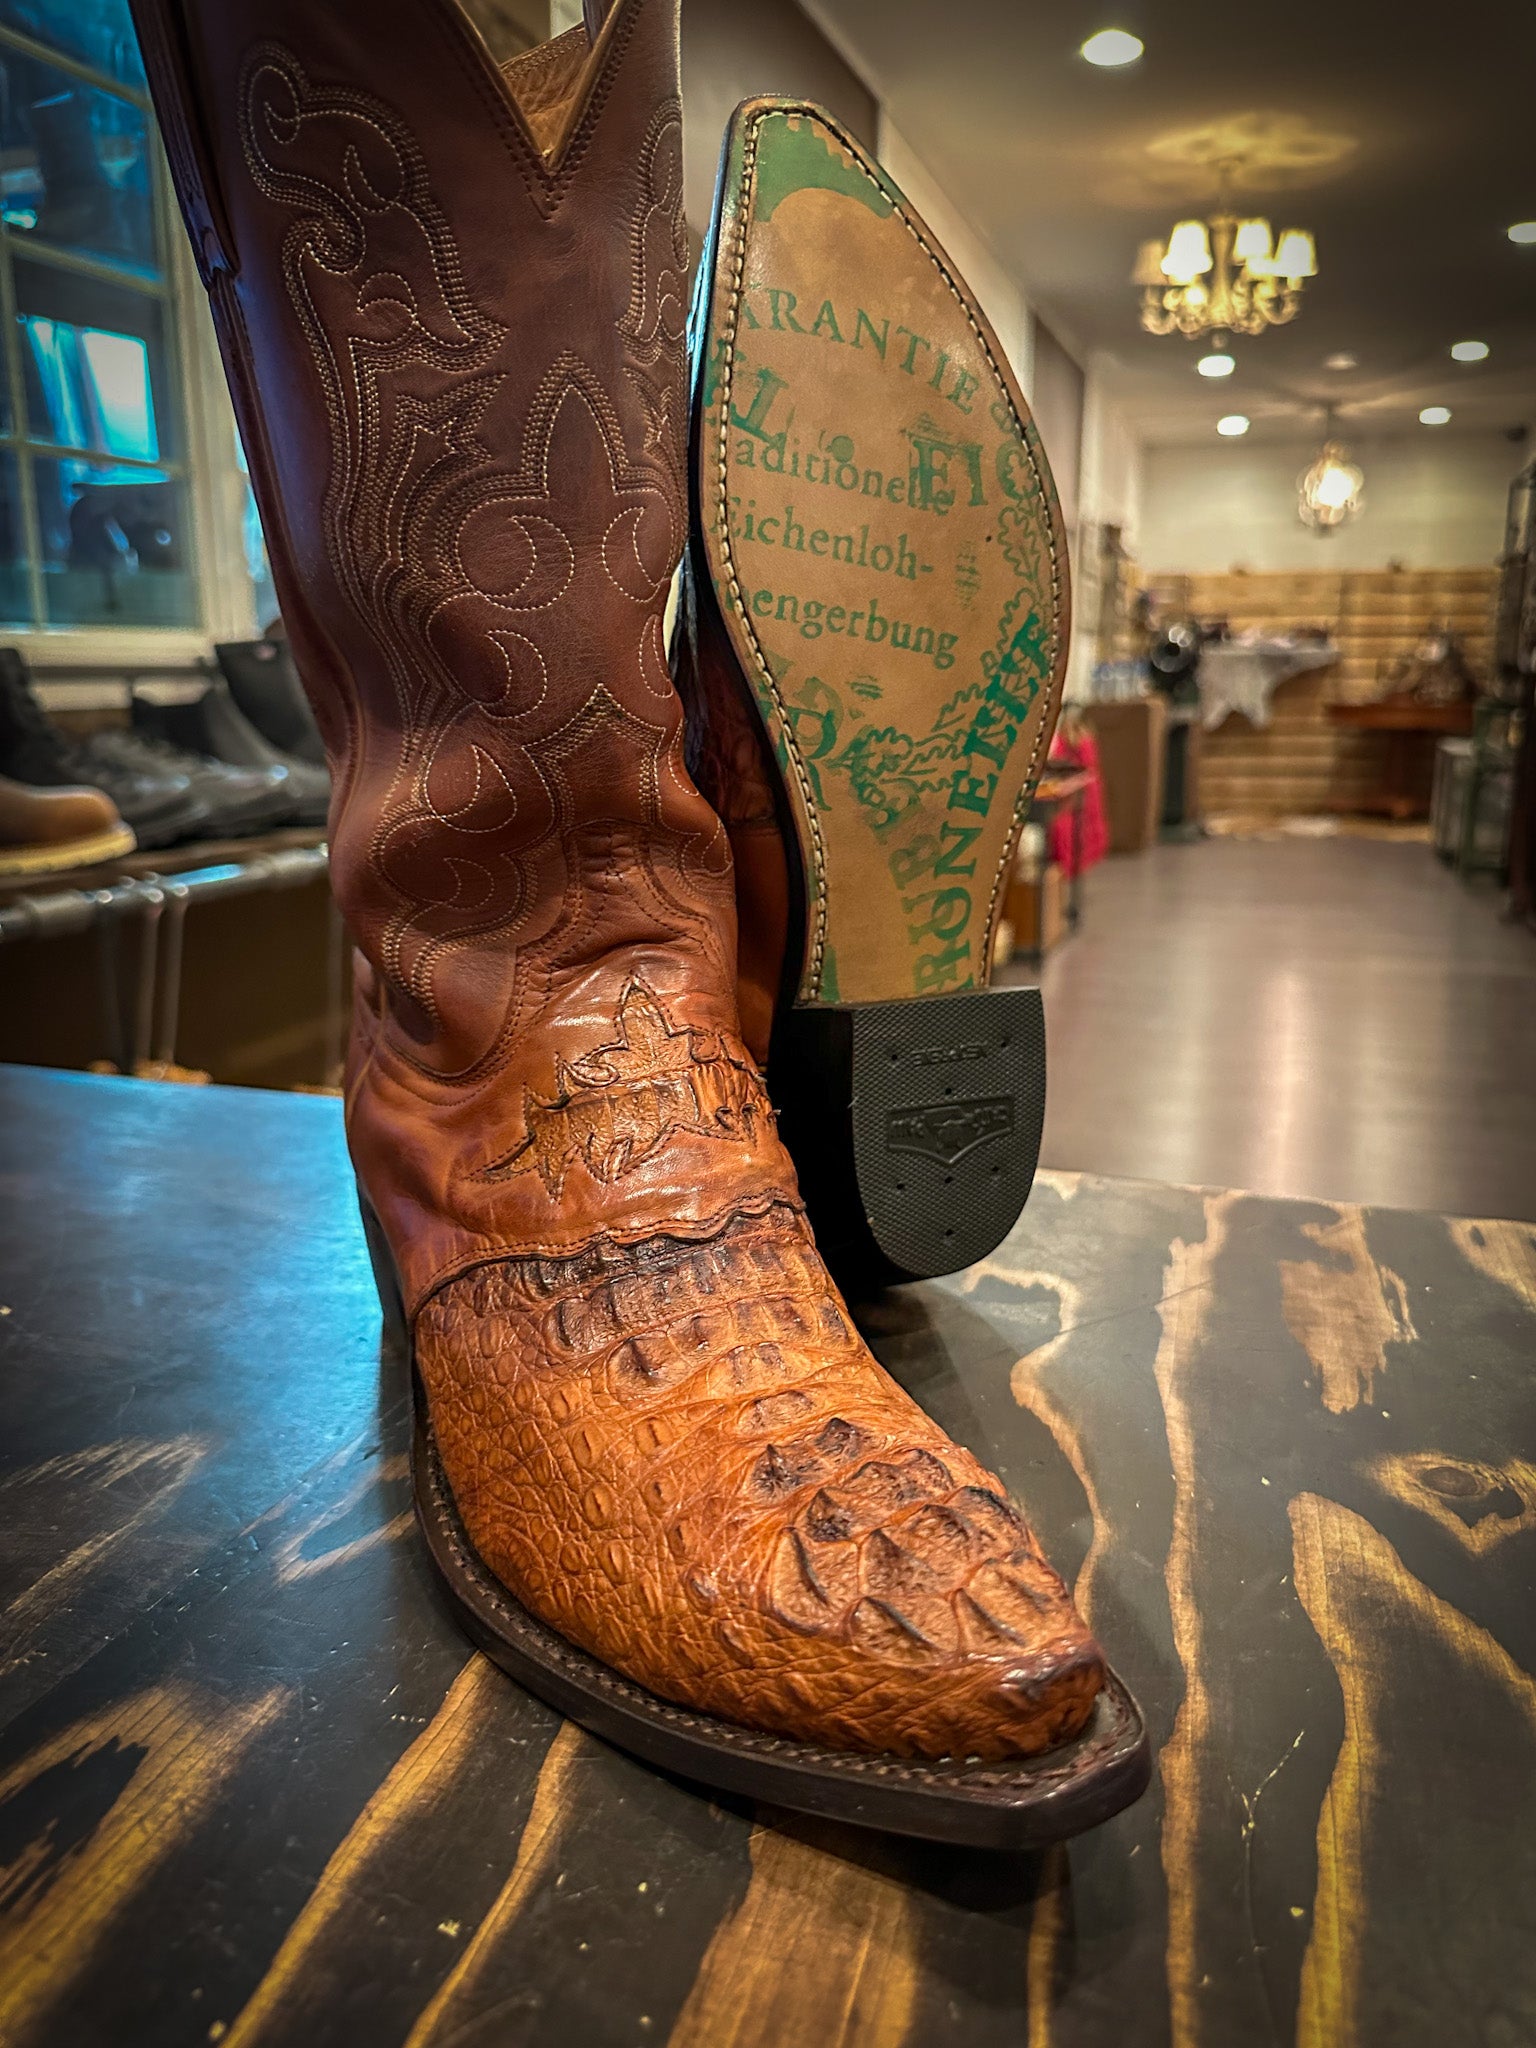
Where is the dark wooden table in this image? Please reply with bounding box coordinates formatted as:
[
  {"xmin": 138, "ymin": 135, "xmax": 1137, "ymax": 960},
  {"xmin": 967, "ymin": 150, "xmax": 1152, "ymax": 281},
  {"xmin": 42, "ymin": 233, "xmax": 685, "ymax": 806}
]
[
  {"xmin": 2, "ymin": 1066, "xmax": 1533, "ymax": 2048},
  {"xmin": 1327, "ymin": 697, "xmax": 1476, "ymax": 820}
]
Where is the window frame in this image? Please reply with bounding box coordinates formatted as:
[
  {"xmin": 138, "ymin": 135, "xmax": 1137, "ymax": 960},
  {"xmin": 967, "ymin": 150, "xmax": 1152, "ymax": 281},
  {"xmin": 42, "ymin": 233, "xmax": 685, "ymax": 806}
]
[{"xmin": 0, "ymin": 14, "xmax": 257, "ymax": 675}]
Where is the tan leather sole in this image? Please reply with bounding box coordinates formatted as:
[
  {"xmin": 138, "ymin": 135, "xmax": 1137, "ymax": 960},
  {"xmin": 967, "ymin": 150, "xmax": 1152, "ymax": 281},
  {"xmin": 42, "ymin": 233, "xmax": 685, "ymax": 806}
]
[
  {"xmin": 693, "ymin": 99, "xmax": 1069, "ymax": 1007},
  {"xmin": 0, "ymin": 823, "xmax": 136, "ymax": 878}
]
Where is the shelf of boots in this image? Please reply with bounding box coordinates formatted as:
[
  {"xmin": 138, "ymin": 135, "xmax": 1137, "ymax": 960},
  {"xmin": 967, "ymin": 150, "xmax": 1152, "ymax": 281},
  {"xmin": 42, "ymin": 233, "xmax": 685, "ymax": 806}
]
[
  {"xmin": 0, "ymin": 833, "xmax": 342, "ymax": 1089},
  {"xmin": 0, "ymin": 821, "xmax": 327, "ymax": 909},
  {"xmin": 0, "ymin": 828, "xmax": 328, "ymax": 934}
]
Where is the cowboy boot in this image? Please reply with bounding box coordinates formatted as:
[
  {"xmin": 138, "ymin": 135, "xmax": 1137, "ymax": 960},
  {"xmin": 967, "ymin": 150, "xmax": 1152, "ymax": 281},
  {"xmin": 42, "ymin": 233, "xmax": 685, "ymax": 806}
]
[
  {"xmin": 131, "ymin": 0, "xmax": 1147, "ymax": 1841},
  {"xmin": 678, "ymin": 99, "xmax": 1066, "ymax": 1286}
]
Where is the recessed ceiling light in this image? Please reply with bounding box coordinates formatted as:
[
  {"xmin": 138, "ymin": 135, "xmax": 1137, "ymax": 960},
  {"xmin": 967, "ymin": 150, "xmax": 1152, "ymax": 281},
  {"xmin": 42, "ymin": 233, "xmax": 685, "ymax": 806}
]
[
  {"xmin": 1419, "ymin": 405, "xmax": 1452, "ymax": 426},
  {"xmin": 1324, "ymin": 352, "xmax": 1358, "ymax": 370},
  {"xmin": 1080, "ymin": 28, "xmax": 1144, "ymax": 66},
  {"xmin": 1508, "ymin": 222, "xmax": 1536, "ymax": 244},
  {"xmin": 1450, "ymin": 339, "xmax": 1490, "ymax": 362},
  {"xmin": 1217, "ymin": 414, "xmax": 1250, "ymax": 436},
  {"xmin": 1197, "ymin": 352, "xmax": 1235, "ymax": 378}
]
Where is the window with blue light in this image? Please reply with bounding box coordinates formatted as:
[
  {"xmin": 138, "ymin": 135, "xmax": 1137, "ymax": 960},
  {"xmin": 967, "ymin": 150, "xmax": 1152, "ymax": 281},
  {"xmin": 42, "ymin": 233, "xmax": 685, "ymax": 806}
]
[{"xmin": 0, "ymin": 0, "xmax": 196, "ymax": 627}]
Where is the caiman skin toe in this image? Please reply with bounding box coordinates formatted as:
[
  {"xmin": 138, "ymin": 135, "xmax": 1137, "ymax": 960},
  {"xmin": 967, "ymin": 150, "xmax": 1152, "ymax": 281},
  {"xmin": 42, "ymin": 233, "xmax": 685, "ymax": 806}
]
[{"xmin": 419, "ymin": 1204, "xmax": 1103, "ymax": 1760}]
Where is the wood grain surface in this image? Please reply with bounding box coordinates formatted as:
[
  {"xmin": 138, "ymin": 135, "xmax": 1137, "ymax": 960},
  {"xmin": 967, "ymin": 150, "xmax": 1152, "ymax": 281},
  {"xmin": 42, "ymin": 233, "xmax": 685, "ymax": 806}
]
[{"xmin": 1, "ymin": 1066, "xmax": 1532, "ymax": 2048}]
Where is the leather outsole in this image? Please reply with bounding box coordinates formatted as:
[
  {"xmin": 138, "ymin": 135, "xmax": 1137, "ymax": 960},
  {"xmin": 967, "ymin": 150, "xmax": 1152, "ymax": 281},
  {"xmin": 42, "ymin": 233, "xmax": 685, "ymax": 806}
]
[{"xmin": 691, "ymin": 97, "xmax": 1071, "ymax": 1013}]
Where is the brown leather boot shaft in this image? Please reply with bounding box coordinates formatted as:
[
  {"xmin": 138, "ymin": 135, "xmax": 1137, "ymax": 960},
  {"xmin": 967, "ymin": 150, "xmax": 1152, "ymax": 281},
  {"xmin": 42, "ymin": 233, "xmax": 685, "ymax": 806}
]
[{"xmin": 133, "ymin": 0, "xmax": 798, "ymax": 1308}]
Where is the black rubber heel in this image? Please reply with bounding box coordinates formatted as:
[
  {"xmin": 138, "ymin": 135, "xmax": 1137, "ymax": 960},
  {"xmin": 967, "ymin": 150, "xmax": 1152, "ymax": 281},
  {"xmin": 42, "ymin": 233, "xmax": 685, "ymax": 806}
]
[
  {"xmin": 356, "ymin": 1185, "xmax": 409, "ymax": 1352},
  {"xmin": 770, "ymin": 985, "xmax": 1046, "ymax": 1287}
]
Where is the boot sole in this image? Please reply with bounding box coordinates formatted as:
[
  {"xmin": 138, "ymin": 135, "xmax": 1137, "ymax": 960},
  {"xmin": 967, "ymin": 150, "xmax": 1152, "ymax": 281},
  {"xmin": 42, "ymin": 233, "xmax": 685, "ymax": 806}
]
[
  {"xmin": 691, "ymin": 100, "xmax": 1069, "ymax": 1284},
  {"xmin": 360, "ymin": 1191, "xmax": 1150, "ymax": 1849},
  {"xmin": 0, "ymin": 823, "xmax": 135, "ymax": 877}
]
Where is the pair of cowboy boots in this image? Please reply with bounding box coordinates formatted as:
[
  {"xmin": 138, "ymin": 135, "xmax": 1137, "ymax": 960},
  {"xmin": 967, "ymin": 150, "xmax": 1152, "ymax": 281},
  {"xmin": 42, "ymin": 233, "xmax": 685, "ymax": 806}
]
[{"xmin": 132, "ymin": 0, "xmax": 1147, "ymax": 1843}]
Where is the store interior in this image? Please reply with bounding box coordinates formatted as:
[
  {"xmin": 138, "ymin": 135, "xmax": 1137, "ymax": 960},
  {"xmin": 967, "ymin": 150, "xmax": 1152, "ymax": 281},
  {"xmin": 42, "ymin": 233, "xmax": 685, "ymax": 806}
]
[
  {"xmin": 1, "ymin": 3, "xmax": 1534, "ymax": 2044},
  {"xmin": 2, "ymin": 0, "xmax": 1531, "ymax": 1220}
]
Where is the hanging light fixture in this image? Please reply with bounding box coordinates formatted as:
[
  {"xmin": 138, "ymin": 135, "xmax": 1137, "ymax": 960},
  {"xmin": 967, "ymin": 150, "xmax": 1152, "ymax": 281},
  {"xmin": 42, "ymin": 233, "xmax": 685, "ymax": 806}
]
[
  {"xmin": 1133, "ymin": 162, "xmax": 1317, "ymax": 343},
  {"xmin": 1298, "ymin": 411, "xmax": 1364, "ymax": 532}
]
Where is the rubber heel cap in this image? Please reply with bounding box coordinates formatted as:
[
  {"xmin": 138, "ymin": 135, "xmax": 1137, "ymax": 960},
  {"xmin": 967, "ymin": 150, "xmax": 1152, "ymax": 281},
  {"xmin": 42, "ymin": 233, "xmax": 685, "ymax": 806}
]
[{"xmin": 772, "ymin": 985, "xmax": 1046, "ymax": 1286}]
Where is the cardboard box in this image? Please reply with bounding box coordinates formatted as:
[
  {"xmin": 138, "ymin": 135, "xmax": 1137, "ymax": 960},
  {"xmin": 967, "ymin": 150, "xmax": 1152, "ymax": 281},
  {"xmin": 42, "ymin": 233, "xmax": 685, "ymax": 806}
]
[
  {"xmin": 1082, "ymin": 697, "xmax": 1167, "ymax": 852},
  {"xmin": 1002, "ymin": 862, "xmax": 1065, "ymax": 957}
]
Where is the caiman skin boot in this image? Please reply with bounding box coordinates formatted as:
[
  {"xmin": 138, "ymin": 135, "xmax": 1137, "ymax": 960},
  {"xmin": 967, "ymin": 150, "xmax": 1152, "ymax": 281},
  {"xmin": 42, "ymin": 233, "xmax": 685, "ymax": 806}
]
[
  {"xmin": 678, "ymin": 101, "xmax": 1068, "ymax": 1287},
  {"xmin": 131, "ymin": 0, "xmax": 1147, "ymax": 1842}
]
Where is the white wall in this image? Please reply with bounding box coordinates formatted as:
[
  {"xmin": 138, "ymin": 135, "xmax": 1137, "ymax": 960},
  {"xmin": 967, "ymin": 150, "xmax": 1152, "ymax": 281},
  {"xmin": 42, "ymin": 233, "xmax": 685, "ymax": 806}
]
[
  {"xmin": 1029, "ymin": 317, "xmax": 1084, "ymax": 531},
  {"xmin": 1062, "ymin": 356, "xmax": 1145, "ymax": 695},
  {"xmin": 877, "ymin": 116, "xmax": 1033, "ymax": 400},
  {"xmin": 1140, "ymin": 434, "xmax": 1521, "ymax": 573},
  {"xmin": 1079, "ymin": 361, "xmax": 1143, "ymax": 543}
]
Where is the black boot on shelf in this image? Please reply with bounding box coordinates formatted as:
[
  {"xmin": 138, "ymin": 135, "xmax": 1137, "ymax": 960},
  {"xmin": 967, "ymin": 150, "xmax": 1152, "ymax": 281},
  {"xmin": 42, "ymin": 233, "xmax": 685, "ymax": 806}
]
[
  {"xmin": 88, "ymin": 729, "xmax": 298, "ymax": 840},
  {"xmin": 214, "ymin": 639, "xmax": 326, "ymax": 767},
  {"xmin": 133, "ymin": 679, "xmax": 330, "ymax": 827},
  {"xmin": 0, "ymin": 647, "xmax": 207, "ymax": 851}
]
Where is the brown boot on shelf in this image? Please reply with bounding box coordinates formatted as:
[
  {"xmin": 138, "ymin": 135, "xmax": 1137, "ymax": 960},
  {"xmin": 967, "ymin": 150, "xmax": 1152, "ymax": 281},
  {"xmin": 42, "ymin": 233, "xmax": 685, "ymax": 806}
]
[
  {"xmin": 0, "ymin": 773, "xmax": 134, "ymax": 878},
  {"xmin": 676, "ymin": 100, "xmax": 1069, "ymax": 1290},
  {"xmin": 131, "ymin": 0, "xmax": 1146, "ymax": 1842}
]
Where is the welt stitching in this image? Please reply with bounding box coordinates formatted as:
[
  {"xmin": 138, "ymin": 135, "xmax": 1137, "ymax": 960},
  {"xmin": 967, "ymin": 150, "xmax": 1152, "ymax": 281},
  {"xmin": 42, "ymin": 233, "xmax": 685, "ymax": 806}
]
[
  {"xmin": 426, "ymin": 1443, "xmax": 1133, "ymax": 1788},
  {"xmin": 712, "ymin": 119, "xmax": 832, "ymax": 995}
]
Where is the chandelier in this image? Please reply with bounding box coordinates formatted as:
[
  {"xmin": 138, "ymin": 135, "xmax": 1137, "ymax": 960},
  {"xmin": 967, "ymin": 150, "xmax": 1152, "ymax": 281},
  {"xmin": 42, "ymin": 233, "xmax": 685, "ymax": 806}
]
[
  {"xmin": 1297, "ymin": 415, "xmax": 1364, "ymax": 532},
  {"xmin": 1133, "ymin": 167, "xmax": 1316, "ymax": 342}
]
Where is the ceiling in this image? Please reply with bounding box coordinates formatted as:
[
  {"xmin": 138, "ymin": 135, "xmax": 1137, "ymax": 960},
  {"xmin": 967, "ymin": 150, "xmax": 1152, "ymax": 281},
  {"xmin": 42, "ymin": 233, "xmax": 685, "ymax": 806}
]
[{"xmin": 806, "ymin": 0, "xmax": 1536, "ymax": 446}]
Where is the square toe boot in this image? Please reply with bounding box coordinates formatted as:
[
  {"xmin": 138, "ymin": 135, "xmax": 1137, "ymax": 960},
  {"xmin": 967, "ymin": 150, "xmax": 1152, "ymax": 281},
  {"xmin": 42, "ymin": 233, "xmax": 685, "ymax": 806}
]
[
  {"xmin": 677, "ymin": 100, "xmax": 1070, "ymax": 1288},
  {"xmin": 131, "ymin": 0, "xmax": 1147, "ymax": 1842}
]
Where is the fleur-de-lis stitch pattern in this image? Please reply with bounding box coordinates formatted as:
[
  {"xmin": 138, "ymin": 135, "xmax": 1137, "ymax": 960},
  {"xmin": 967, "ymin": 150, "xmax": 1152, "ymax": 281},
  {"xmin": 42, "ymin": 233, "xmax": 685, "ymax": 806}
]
[
  {"xmin": 487, "ymin": 978, "xmax": 766, "ymax": 1197},
  {"xmin": 236, "ymin": 45, "xmax": 719, "ymax": 1085}
]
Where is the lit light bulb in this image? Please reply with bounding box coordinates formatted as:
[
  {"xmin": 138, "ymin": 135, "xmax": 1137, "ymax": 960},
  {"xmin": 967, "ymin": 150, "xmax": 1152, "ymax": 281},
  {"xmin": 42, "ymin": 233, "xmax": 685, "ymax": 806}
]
[
  {"xmin": 1450, "ymin": 340, "xmax": 1489, "ymax": 362},
  {"xmin": 1298, "ymin": 441, "xmax": 1365, "ymax": 530},
  {"xmin": 1508, "ymin": 222, "xmax": 1536, "ymax": 245},
  {"xmin": 1081, "ymin": 28, "xmax": 1144, "ymax": 65},
  {"xmin": 1324, "ymin": 352, "xmax": 1358, "ymax": 370},
  {"xmin": 1233, "ymin": 218, "xmax": 1273, "ymax": 267},
  {"xmin": 1217, "ymin": 414, "xmax": 1250, "ymax": 437},
  {"xmin": 1197, "ymin": 352, "xmax": 1235, "ymax": 378},
  {"xmin": 1162, "ymin": 219, "xmax": 1213, "ymax": 283},
  {"xmin": 1419, "ymin": 406, "xmax": 1452, "ymax": 426},
  {"xmin": 1273, "ymin": 229, "xmax": 1317, "ymax": 279}
]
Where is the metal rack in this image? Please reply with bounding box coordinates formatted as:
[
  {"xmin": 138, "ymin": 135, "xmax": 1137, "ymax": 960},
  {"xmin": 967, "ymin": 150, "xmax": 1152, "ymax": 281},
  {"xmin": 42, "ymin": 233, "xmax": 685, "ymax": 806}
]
[{"xmin": 0, "ymin": 845, "xmax": 339, "ymax": 1080}]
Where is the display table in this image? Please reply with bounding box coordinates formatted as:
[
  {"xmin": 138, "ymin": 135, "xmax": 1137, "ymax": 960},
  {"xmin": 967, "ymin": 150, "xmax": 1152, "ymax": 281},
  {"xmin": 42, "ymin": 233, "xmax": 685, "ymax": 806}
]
[
  {"xmin": 2, "ymin": 1066, "xmax": 1534, "ymax": 2048},
  {"xmin": 1328, "ymin": 695, "xmax": 1477, "ymax": 820}
]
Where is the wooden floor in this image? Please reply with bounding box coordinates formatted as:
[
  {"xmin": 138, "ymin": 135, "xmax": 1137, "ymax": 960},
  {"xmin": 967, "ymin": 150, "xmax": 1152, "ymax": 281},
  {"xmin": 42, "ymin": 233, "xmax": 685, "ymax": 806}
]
[{"xmin": 1014, "ymin": 837, "xmax": 1536, "ymax": 1222}]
